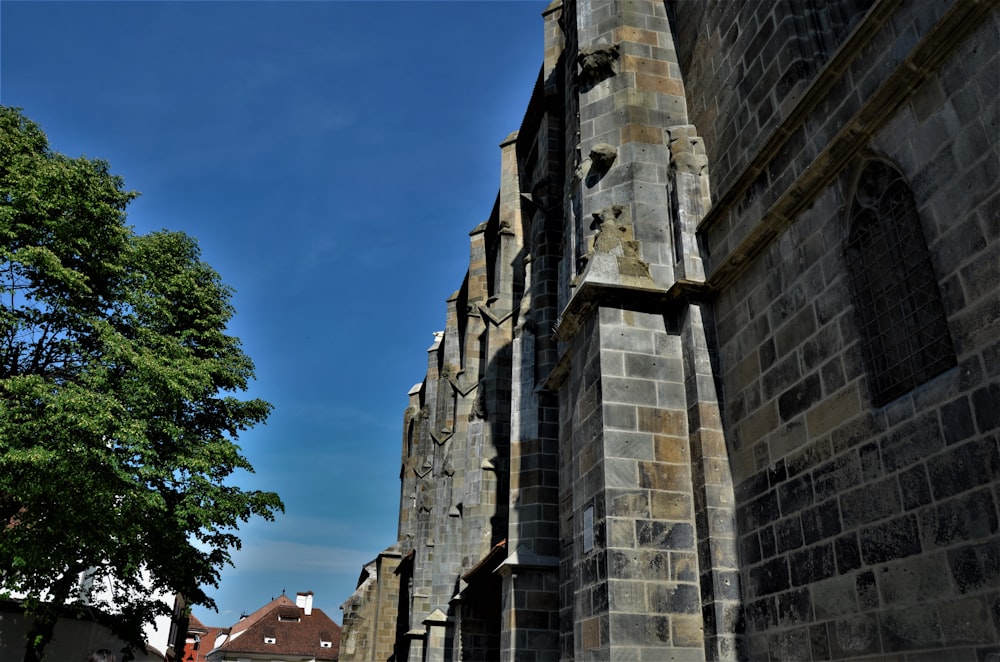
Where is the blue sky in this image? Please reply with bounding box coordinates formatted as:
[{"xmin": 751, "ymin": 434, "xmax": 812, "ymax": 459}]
[{"xmin": 2, "ymin": 0, "xmax": 547, "ymax": 626}]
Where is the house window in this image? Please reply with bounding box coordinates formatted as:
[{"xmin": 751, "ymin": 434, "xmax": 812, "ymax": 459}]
[
  {"xmin": 844, "ymin": 158, "xmax": 955, "ymax": 405},
  {"xmin": 264, "ymin": 636, "xmax": 276, "ymax": 644},
  {"xmin": 321, "ymin": 641, "xmax": 333, "ymax": 648}
]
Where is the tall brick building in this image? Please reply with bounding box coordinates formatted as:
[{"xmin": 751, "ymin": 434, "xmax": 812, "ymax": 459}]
[{"xmin": 339, "ymin": 0, "xmax": 999, "ymax": 659}]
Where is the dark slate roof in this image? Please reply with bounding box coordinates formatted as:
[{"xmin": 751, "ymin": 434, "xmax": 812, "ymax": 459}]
[{"xmin": 213, "ymin": 600, "xmax": 341, "ymax": 661}]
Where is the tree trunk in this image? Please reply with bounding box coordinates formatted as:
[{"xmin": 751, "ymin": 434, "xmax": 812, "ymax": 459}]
[
  {"xmin": 21, "ymin": 570, "xmax": 79, "ymax": 662},
  {"xmin": 22, "ymin": 607, "xmax": 58, "ymax": 662},
  {"xmin": 170, "ymin": 595, "xmax": 190, "ymax": 662}
]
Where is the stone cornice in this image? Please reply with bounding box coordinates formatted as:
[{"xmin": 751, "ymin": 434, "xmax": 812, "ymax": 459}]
[
  {"xmin": 544, "ymin": 277, "xmax": 709, "ymax": 390},
  {"xmin": 701, "ymin": 0, "xmax": 992, "ymax": 290}
]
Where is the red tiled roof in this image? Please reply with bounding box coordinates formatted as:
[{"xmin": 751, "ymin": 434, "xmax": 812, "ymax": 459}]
[
  {"xmin": 463, "ymin": 539, "xmax": 506, "ymax": 581},
  {"xmin": 227, "ymin": 594, "xmax": 296, "ymax": 639},
  {"xmin": 211, "ymin": 601, "xmax": 340, "ymax": 661},
  {"xmin": 183, "ymin": 622, "xmax": 228, "ymax": 662},
  {"xmin": 186, "ymin": 614, "xmax": 208, "ymax": 634}
]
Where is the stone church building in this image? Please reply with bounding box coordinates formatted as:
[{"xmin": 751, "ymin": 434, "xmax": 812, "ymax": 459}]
[{"xmin": 339, "ymin": 0, "xmax": 998, "ymax": 659}]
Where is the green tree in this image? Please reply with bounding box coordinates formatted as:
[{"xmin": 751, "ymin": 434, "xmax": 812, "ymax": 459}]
[{"xmin": 0, "ymin": 107, "xmax": 284, "ymax": 662}]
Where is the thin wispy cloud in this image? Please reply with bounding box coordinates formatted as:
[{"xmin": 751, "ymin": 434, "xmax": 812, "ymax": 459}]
[
  {"xmin": 231, "ymin": 540, "xmax": 379, "ymax": 574},
  {"xmin": 3, "ymin": 0, "xmax": 546, "ymax": 622}
]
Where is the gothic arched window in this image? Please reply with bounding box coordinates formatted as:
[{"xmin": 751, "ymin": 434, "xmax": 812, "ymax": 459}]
[
  {"xmin": 406, "ymin": 419, "xmax": 416, "ymax": 457},
  {"xmin": 844, "ymin": 159, "xmax": 955, "ymax": 406}
]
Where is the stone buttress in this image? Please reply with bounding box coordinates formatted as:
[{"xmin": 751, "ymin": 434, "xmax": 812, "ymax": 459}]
[
  {"xmin": 545, "ymin": 1, "xmax": 740, "ymax": 659},
  {"xmin": 341, "ymin": 1, "xmax": 999, "ymax": 660}
]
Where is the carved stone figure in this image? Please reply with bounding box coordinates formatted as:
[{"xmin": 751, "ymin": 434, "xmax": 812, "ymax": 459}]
[
  {"xmin": 589, "ymin": 143, "xmax": 617, "ymax": 171},
  {"xmin": 578, "ymin": 43, "xmax": 619, "ymax": 87}
]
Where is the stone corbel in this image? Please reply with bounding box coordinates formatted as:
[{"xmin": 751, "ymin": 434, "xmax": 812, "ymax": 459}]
[
  {"xmin": 587, "ymin": 205, "xmax": 653, "ymax": 280},
  {"xmin": 667, "ymin": 125, "xmax": 709, "ymax": 176},
  {"xmin": 430, "ymin": 430, "xmax": 452, "ymax": 446},
  {"xmin": 578, "ymin": 42, "xmax": 619, "ymax": 88}
]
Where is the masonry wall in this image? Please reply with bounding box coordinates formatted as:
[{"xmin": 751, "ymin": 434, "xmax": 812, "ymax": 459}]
[
  {"xmin": 684, "ymin": 0, "xmax": 999, "ymax": 659},
  {"xmin": 671, "ymin": 0, "xmax": 873, "ymax": 201},
  {"xmin": 340, "ymin": 1, "xmax": 998, "ymax": 660}
]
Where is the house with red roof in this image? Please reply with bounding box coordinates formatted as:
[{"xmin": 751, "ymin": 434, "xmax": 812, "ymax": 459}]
[
  {"xmin": 204, "ymin": 591, "xmax": 340, "ymax": 662},
  {"xmin": 179, "ymin": 613, "xmax": 229, "ymax": 662}
]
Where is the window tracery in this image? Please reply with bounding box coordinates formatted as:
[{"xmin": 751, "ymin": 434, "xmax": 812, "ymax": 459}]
[{"xmin": 844, "ymin": 158, "xmax": 955, "ymax": 405}]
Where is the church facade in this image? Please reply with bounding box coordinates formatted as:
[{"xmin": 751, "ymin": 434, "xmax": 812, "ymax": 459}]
[{"xmin": 340, "ymin": 0, "xmax": 999, "ymax": 660}]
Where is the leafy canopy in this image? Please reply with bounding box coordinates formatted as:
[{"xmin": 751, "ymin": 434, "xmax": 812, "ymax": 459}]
[{"xmin": 0, "ymin": 107, "xmax": 283, "ymax": 660}]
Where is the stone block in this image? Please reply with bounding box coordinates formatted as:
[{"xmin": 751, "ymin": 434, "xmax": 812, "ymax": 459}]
[
  {"xmin": 653, "ymin": 435, "xmax": 688, "ymax": 463},
  {"xmin": 810, "ymin": 622, "xmax": 831, "ymax": 660},
  {"xmin": 647, "ymin": 582, "xmax": 700, "ymax": 615},
  {"xmin": 581, "ymin": 616, "xmax": 602, "ymax": 650},
  {"xmin": 877, "ymin": 553, "xmax": 952, "ymax": 606},
  {"xmin": 898, "ymin": 464, "xmax": 933, "ymax": 511},
  {"xmin": 812, "ymin": 452, "xmax": 861, "ymax": 501},
  {"xmin": 806, "ymin": 383, "xmax": 862, "ymax": 438},
  {"xmin": 601, "ymin": 349, "xmax": 626, "ymax": 377},
  {"xmin": 789, "ymin": 543, "xmax": 835, "ymax": 586},
  {"xmin": 856, "ymin": 569, "xmax": 879, "ymax": 610},
  {"xmin": 603, "ymin": 377, "xmax": 659, "ymax": 406},
  {"xmin": 775, "ymin": 304, "xmax": 818, "ymax": 358},
  {"xmin": 828, "ymin": 614, "xmax": 882, "ymax": 658},
  {"xmin": 859, "ymin": 441, "xmax": 883, "ymax": 481},
  {"xmin": 777, "ymin": 587, "xmax": 812, "ymax": 627},
  {"xmin": 608, "ymin": 517, "xmax": 637, "ymax": 548},
  {"xmin": 947, "ymin": 541, "xmax": 1000, "ymax": 594},
  {"xmin": 671, "ymin": 551, "xmax": 698, "ymax": 582},
  {"xmin": 604, "ymin": 403, "xmax": 638, "ymax": 431},
  {"xmin": 786, "ymin": 438, "xmax": 832, "ymax": 478},
  {"xmin": 706, "ymin": 506, "xmax": 736, "ymax": 537},
  {"xmin": 740, "ymin": 401, "xmax": 778, "ymax": 448},
  {"xmin": 860, "ymin": 515, "xmax": 922, "ymax": 565},
  {"xmin": 928, "ymin": 437, "xmax": 1000, "ymax": 501},
  {"xmin": 778, "ymin": 472, "xmax": 814, "ymax": 517},
  {"xmin": 841, "ymin": 476, "xmax": 901, "ymax": 528},
  {"xmin": 834, "ymin": 532, "xmax": 862, "ymax": 575},
  {"xmin": 728, "ymin": 348, "xmax": 760, "ymax": 392},
  {"xmin": 738, "ymin": 488, "xmax": 779, "ymax": 532},
  {"xmin": 638, "ymin": 461, "xmax": 691, "ymax": 491},
  {"xmin": 940, "ymin": 396, "xmax": 976, "ymax": 445},
  {"xmin": 608, "ymin": 579, "xmax": 647, "ymax": 612},
  {"xmin": 624, "ymin": 352, "xmax": 683, "ymax": 382},
  {"xmin": 775, "ymin": 516, "xmax": 804, "ymax": 553},
  {"xmin": 920, "ymin": 488, "xmax": 999, "ymax": 550},
  {"xmin": 830, "ymin": 410, "xmax": 880, "ymax": 454},
  {"xmin": 747, "ymin": 556, "xmax": 790, "ymax": 597},
  {"xmin": 763, "ymin": 352, "xmax": 802, "ymax": 401},
  {"xmin": 650, "ymin": 491, "xmax": 692, "ymax": 520},
  {"xmin": 879, "ymin": 411, "xmax": 943, "ymax": 473},
  {"xmin": 820, "ymin": 356, "xmax": 847, "ymax": 395},
  {"xmin": 604, "ymin": 431, "xmax": 655, "ymax": 460},
  {"xmin": 636, "ymin": 520, "xmax": 694, "ymax": 550},
  {"xmin": 778, "ymin": 373, "xmax": 823, "ymax": 422},
  {"xmin": 972, "ymin": 382, "xmax": 1000, "ymax": 432},
  {"xmin": 811, "ymin": 574, "xmax": 859, "ymax": 619},
  {"xmin": 636, "ymin": 406, "xmax": 686, "ymax": 435},
  {"xmin": 605, "ymin": 458, "xmax": 639, "ymax": 488},
  {"xmin": 769, "ymin": 418, "xmax": 807, "ymax": 459},
  {"xmin": 766, "ymin": 625, "xmax": 812, "ymax": 661},
  {"xmin": 880, "ymin": 603, "xmax": 944, "ymax": 652},
  {"xmin": 671, "ymin": 614, "xmax": 705, "ymax": 648},
  {"xmin": 602, "ymin": 325, "xmax": 656, "ymax": 353},
  {"xmin": 608, "ymin": 612, "xmax": 671, "ymax": 646}
]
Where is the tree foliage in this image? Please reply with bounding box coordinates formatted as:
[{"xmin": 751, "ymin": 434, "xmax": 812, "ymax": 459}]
[{"xmin": 0, "ymin": 107, "xmax": 283, "ymax": 661}]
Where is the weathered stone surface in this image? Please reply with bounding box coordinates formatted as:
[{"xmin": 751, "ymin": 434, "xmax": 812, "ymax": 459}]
[{"xmin": 342, "ymin": 1, "xmax": 999, "ymax": 660}]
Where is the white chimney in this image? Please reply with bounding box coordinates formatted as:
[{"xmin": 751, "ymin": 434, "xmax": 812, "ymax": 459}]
[{"xmin": 296, "ymin": 591, "xmax": 314, "ymax": 616}]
